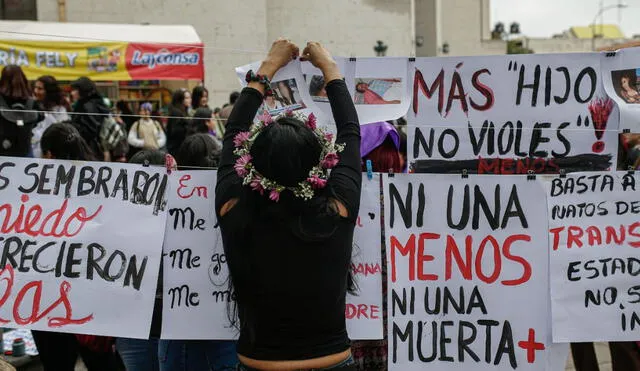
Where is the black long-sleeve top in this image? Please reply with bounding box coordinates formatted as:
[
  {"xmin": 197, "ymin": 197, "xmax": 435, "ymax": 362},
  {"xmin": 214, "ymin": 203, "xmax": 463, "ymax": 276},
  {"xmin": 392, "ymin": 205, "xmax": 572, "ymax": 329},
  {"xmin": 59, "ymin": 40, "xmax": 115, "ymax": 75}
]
[{"xmin": 215, "ymin": 79, "xmax": 361, "ymax": 360}]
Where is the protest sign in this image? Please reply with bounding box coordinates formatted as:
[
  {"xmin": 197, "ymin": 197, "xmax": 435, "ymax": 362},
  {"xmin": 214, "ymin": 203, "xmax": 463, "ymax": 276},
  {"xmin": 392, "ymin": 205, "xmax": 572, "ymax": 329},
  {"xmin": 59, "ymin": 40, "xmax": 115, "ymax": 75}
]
[
  {"xmin": 347, "ymin": 173, "xmax": 384, "ymax": 340},
  {"xmin": 407, "ymin": 53, "xmax": 618, "ymax": 174},
  {"xmin": 545, "ymin": 172, "xmax": 640, "ymax": 342},
  {"xmin": 161, "ymin": 171, "xmax": 236, "ymax": 340},
  {"xmin": 162, "ymin": 171, "xmax": 383, "ymax": 340},
  {"xmin": 385, "ymin": 174, "xmax": 550, "ymax": 370},
  {"xmin": 0, "ymin": 157, "xmax": 166, "ymax": 338}
]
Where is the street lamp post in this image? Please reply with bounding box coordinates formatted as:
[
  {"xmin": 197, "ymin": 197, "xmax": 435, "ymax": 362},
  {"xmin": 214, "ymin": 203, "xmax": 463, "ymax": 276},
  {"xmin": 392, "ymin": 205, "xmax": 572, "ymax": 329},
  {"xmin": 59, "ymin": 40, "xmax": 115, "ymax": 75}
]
[
  {"xmin": 374, "ymin": 40, "xmax": 388, "ymax": 57},
  {"xmin": 591, "ymin": 3, "xmax": 628, "ymax": 51}
]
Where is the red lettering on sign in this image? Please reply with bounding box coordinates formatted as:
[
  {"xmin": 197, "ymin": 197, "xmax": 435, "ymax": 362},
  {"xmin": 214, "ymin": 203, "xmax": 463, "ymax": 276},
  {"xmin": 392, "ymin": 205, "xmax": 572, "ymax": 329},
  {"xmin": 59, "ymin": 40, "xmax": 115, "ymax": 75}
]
[
  {"xmin": 345, "ymin": 304, "xmax": 380, "ymax": 320},
  {"xmin": 0, "ymin": 195, "xmax": 102, "ymax": 238},
  {"xmin": 177, "ymin": 175, "xmax": 208, "ymax": 199},
  {"xmin": 0, "ymin": 265, "xmax": 92, "ymax": 327}
]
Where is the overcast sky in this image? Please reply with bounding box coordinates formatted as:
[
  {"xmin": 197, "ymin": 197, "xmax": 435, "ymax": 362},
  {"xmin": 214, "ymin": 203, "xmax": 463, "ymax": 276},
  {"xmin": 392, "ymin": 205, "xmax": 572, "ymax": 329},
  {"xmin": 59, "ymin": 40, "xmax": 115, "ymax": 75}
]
[{"xmin": 491, "ymin": 0, "xmax": 640, "ymax": 37}]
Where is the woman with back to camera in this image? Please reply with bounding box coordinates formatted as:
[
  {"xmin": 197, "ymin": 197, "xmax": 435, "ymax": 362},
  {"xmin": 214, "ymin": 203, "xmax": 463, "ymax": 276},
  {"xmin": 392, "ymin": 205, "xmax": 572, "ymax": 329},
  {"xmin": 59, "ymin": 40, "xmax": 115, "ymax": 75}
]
[
  {"xmin": 0, "ymin": 65, "xmax": 43, "ymax": 157},
  {"xmin": 165, "ymin": 88, "xmax": 191, "ymax": 156},
  {"xmin": 70, "ymin": 77, "xmax": 110, "ymax": 160},
  {"xmin": 216, "ymin": 39, "xmax": 360, "ymax": 371},
  {"xmin": 32, "ymin": 75, "xmax": 70, "ymax": 158}
]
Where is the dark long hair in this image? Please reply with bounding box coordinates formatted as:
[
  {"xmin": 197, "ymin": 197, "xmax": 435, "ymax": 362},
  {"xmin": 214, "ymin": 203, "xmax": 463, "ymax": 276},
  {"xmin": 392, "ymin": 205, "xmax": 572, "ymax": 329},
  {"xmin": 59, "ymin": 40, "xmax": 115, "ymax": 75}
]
[
  {"xmin": 176, "ymin": 133, "xmax": 221, "ymax": 169},
  {"xmin": 225, "ymin": 116, "xmax": 357, "ymax": 330},
  {"xmin": 37, "ymin": 75, "xmax": 69, "ymax": 110},
  {"xmin": 41, "ymin": 123, "xmax": 96, "ymax": 161},
  {"xmin": 191, "ymin": 86, "xmax": 208, "ymax": 110},
  {"xmin": 71, "ymin": 77, "xmax": 100, "ymax": 101},
  {"xmin": 0, "ymin": 65, "xmax": 31, "ymax": 100},
  {"xmin": 188, "ymin": 107, "xmax": 213, "ymax": 136},
  {"xmin": 129, "ymin": 149, "xmax": 166, "ymax": 166},
  {"xmin": 170, "ymin": 89, "xmax": 188, "ymax": 115}
]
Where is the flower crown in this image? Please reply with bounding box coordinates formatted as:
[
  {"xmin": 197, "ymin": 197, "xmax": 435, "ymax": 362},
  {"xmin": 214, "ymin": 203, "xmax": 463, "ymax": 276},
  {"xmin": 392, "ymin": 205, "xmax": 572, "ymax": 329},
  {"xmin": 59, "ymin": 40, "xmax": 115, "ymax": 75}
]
[{"xmin": 233, "ymin": 110, "xmax": 344, "ymax": 202}]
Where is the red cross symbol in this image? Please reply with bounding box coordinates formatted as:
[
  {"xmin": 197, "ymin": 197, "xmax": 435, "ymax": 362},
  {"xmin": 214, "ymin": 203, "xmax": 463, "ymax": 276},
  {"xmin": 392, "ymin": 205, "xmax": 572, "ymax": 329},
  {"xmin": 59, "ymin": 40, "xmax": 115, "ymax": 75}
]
[{"xmin": 518, "ymin": 328, "xmax": 546, "ymax": 363}]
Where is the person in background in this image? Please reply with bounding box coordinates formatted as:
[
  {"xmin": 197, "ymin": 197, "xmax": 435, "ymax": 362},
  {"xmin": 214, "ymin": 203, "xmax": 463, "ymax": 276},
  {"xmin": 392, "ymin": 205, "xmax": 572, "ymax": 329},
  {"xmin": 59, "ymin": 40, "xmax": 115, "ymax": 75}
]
[
  {"xmin": 165, "ymin": 88, "xmax": 191, "ymax": 156},
  {"xmin": 0, "ymin": 64, "xmax": 43, "ymax": 157},
  {"xmin": 176, "ymin": 132, "xmax": 222, "ymax": 169},
  {"xmin": 70, "ymin": 77, "xmax": 110, "ymax": 160},
  {"xmin": 191, "ymin": 85, "xmax": 209, "ymax": 113},
  {"xmin": 189, "ymin": 107, "xmax": 221, "ymax": 143},
  {"xmin": 360, "ymin": 121, "xmax": 403, "ymax": 173},
  {"xmin": 32, "ymin": 75, "xmax": 70, "ymax": 158},
  {"xmin": 213, "ymin": 106, "xmax": 225, "ymax": 140},
  {"xmin": 351, "ymin": 122, "xmax": 403, "ymax": 371},
  {"xmin": 128, "ymin": 102, "xmax": 166, "ymax": 155},
  {"xmin": 219, "ymin": 91, "xmax": 239, "ymax": 123},
  {"xmin": 34, "ymin": 123, "xmax": 119, "ymax": 371},
  {"xmin": 116, "ymin": 100, "xmax": 137, "ymax": 132}
]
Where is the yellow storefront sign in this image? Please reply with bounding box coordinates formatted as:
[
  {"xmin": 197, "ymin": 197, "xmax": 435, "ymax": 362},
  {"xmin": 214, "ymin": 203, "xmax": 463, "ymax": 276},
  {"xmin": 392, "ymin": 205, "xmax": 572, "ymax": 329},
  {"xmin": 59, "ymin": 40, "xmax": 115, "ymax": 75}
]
[{"xmin": 0, "ymin": 40, "xmax": 130, "ymax": 81}]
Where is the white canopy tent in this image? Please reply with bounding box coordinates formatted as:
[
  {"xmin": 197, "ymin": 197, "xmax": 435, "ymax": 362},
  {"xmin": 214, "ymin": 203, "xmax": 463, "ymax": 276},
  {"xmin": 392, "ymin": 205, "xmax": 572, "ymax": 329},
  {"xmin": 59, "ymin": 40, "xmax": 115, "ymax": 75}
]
[{"xmin": 0, "ymin": 20, "xmax": 201, "ymax": 44}]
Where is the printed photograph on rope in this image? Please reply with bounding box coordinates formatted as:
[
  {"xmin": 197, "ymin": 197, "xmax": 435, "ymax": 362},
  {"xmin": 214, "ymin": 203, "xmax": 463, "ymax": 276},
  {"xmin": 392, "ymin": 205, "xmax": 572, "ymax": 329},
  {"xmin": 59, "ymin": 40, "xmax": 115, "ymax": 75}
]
[
  {"xmin": 611, "ymin": 69, "xmax": 640, "ymax": 104},
  {"xmin": 258, "ymin": 78, "xmax": 307, "ymax": 116},
  {"xmin": 354, "ymin": 78, "xmax": 403, "ymax": 105}
]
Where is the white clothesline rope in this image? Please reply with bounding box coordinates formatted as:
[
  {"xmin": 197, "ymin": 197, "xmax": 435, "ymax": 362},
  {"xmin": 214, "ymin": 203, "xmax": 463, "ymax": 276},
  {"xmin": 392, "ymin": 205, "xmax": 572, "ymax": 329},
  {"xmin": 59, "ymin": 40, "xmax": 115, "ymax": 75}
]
[{"xmin": 4, "ymin": 107, "xmax": 634, "ymax": 133}]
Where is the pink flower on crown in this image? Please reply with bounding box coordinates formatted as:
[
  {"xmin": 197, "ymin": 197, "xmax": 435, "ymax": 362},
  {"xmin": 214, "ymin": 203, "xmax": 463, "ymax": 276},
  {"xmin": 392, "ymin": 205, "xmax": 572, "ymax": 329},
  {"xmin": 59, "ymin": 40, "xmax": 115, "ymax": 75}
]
[
  {"xmin": 250, "ymin": 175, "xmax": 265, "ymax": 195},
  {"xmin": 306, "ymin": 113, "xmax": 317, "ymax": 130},
  {"xmin": 233, "ymin": 131, "xmax": 251, "ymax": 148},
  {"xmin": 284, "ymin": 109, "xmax": 294, "ymax": 117},
  {"xmin": 324, "ymin": 133, "xmax": 334, "ymax": 142},
  {"xmin": 259, "ymin": 111, "xmax": 273, "ymax": 126},
  {"xmin": 234, "ymin": 154, "xmax": 252, "ymax": 177},
  {"xmin": 307, "ymin": 175, "xmax": 328, "ymax": 189},
  {"xmin": 321, "ymin": 153, "xmax": 339, "ymax": 169},
  {"xmin": 269, "ymin": 189, "xmax": 281, "ymax": 202}
]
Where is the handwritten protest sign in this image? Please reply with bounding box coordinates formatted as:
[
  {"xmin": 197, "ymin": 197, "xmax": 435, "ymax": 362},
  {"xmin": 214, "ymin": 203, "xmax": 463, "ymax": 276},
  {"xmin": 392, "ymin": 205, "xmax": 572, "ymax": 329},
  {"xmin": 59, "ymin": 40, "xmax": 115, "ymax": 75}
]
[
  {"xmin": 545, "ymin": 172, "xmax": 640, "ymax": 341},
  {"xmin": 161, "ymin": 171, "xmax": 236, "ymax": 339},
  {"xmin": 407, "ymin": 54, "xmax": 618, "ymax": 174},
  {"xmin": 384, "ymin": 174, "xmax": 550, "ymax": 370},
  {"xmin": 347, "ymin": 174, "xmax": 383, "ymax": 340},
  {"xmin": 0, "ymin": 157, "xmax": 166, "ymax": 338},
  {"xmin": 162, "ymin": 172, "xmax": 383, "ymax": 340}
]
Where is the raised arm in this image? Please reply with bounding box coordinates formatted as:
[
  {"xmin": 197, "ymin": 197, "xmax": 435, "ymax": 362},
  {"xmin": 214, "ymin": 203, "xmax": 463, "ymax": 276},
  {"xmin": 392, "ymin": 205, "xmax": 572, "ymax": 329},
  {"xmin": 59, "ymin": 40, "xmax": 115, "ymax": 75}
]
[
  {"xmin": 302, "ymin": 42, "xmax": 361, "ymax": 219},
  {"xmin": 216, "ymin": 39, "xmax": 300, "ymax": 214}
]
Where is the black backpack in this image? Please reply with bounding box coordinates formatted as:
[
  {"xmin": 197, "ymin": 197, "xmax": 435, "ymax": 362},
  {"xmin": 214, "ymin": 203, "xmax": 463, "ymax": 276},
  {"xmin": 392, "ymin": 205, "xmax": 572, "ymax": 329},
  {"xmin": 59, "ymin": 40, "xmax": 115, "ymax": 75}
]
[{"xmin": 0, "ymin": 95, "xmax": 42, "ymax": 157}]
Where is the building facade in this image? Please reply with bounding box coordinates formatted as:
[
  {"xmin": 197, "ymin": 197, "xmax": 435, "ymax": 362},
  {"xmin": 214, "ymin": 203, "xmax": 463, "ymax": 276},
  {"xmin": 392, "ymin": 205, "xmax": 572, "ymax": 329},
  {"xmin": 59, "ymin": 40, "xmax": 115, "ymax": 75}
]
[
  {"xmin": 32, "ymin": 0, "xmax": 504, "ymax": 104},
  {"xmin": 12, "ymin": 0, "xmax": 633, "ymax": 103}
]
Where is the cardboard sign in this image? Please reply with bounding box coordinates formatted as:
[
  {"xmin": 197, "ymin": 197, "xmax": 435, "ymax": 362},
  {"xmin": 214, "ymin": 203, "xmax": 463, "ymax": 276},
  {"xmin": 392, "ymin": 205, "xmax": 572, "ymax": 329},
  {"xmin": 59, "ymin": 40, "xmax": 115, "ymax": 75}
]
[
  {"xmin": 0, "ymin": 157, "xmax": 167, "ymax": 338},
  {"xmin": 385, "ymin": 174, "xmax": 551, "ymax": 370},
  {"xmin": 545, "ymin": 172, "xmax": 640, "ymax": 341}
]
